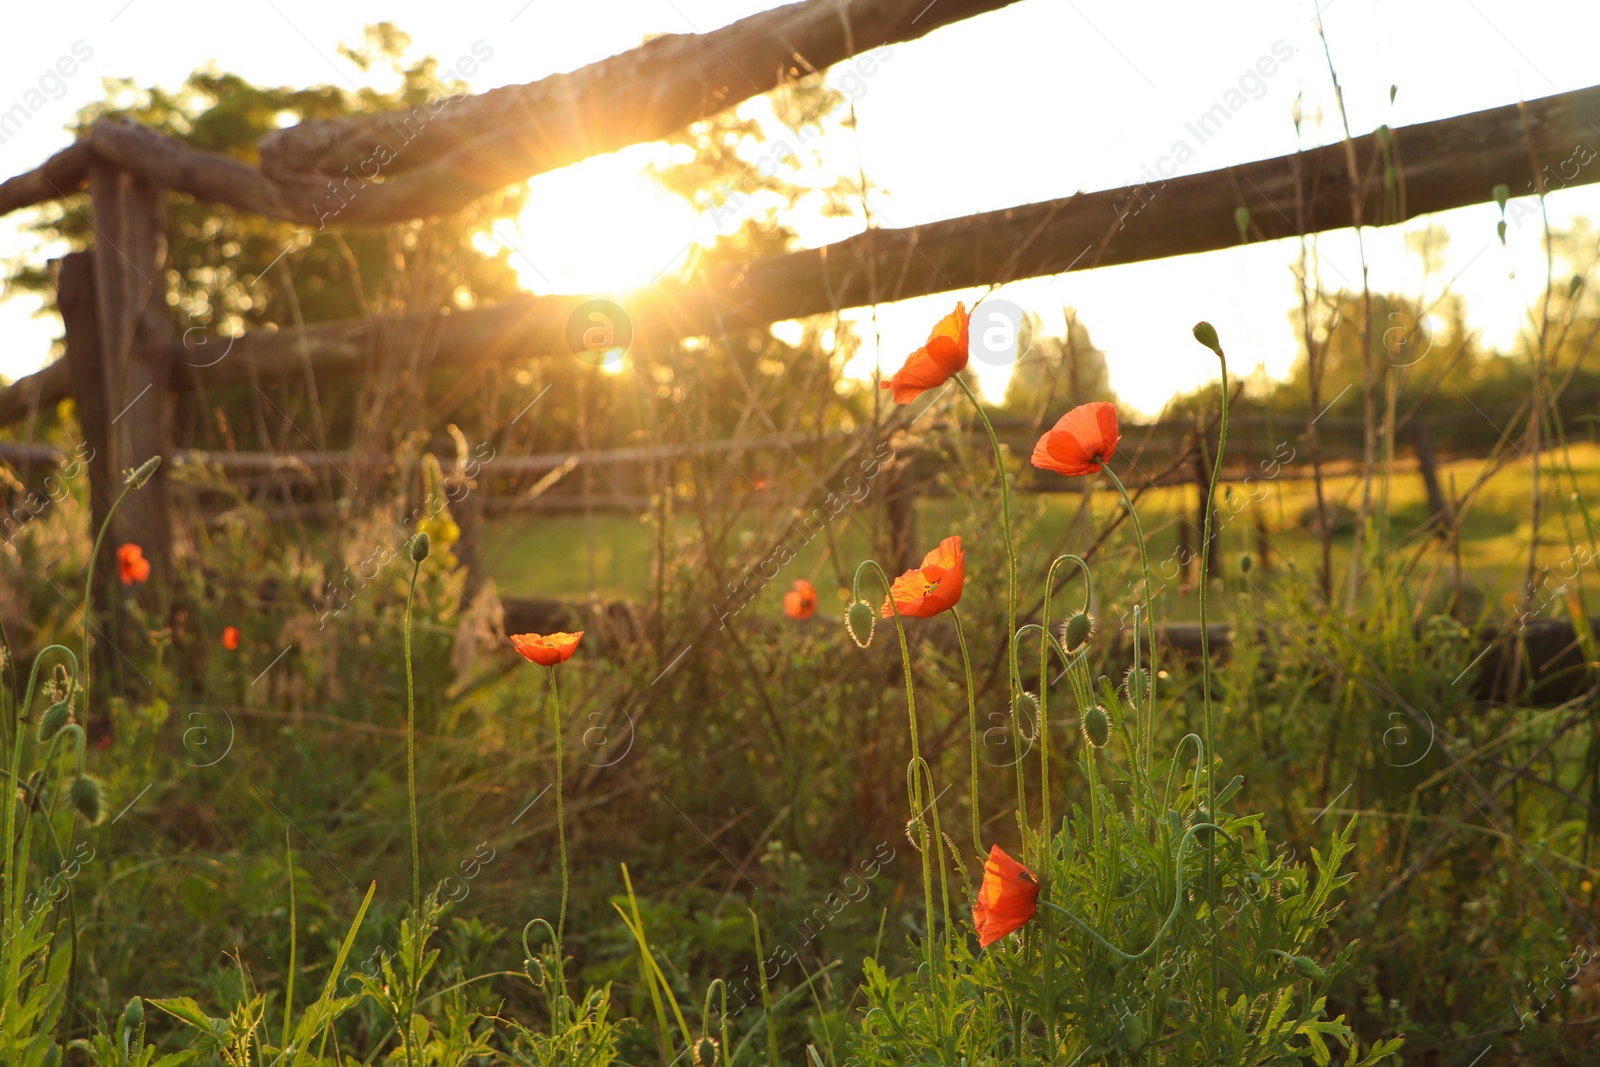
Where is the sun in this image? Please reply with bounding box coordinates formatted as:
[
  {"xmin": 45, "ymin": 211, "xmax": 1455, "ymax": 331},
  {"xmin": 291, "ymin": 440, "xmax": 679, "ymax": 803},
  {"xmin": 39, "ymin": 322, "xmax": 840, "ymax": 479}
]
[{"xmin": 486, "ymin": 146, "xmax": 701, "ymax": 296}]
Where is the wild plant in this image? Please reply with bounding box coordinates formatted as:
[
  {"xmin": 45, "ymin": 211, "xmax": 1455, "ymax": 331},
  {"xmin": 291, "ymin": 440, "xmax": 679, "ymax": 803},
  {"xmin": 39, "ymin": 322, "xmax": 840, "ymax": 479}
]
[{"xmin": 843, "ymin": 314, "xmax": 1404, "ymax": 1065}]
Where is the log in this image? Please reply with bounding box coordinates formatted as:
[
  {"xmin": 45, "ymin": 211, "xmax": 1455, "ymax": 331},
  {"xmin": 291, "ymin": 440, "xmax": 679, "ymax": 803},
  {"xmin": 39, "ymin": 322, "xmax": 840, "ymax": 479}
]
[
  {"xmin": 3, "ymin": 86, "xmax": 1599, "ymax": 423},
  {"xmin": 258, "ymin": 0, "xmax": 1026, "ymax": 182},
  {"xmin": 88, "ymin": 162, "xmax": 175, "ymax": 581},
  {"xmin": 0, "ymin": 140, "xmax": 90, "ymax": 217}
]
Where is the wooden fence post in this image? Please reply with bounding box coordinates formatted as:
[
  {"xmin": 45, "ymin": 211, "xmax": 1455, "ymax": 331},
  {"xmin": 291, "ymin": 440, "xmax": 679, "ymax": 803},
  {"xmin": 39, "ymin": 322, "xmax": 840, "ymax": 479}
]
[{"xmin": 64, "ymin": 163, "xmax": 174, "ymax": 694}]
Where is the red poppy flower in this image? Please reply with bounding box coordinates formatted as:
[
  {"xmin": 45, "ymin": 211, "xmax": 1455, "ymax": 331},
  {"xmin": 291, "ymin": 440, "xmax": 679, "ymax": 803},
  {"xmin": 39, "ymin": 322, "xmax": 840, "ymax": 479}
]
[
  {"xmin": 881, "ymin": 536, "xmax": 964, "ymax": 618},
  {"xmin": 783, "ymin": 579, "xmax": 817, "ymax": 620},
  {"xmin": 973, "ymin": 844, "xmax": 1040, "ymax": 947},
  {"xmin": 1031, "ymin": 401, "xmax": 1121, "ymax": 476},
  {"xmin": 117, "ymin": 543, "xmax": 150, "ymax": 585},
  {"xmin": 879, "ymin": 303, "xmax": 970, "ymax": 404},
  {"xmin": 222, "ymin": 626, "xmax": 240, "ymax": 651},
  {"xmin": 510, "ymin": 631, "xmax": 584, "ymax": 666}
]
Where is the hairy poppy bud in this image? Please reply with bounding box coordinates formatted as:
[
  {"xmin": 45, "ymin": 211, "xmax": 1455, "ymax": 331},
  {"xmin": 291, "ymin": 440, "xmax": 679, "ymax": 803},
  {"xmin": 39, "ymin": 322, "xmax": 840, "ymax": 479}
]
[
  {"xmin": 37, "ymin": 699, "xmax": 72, "ymax": 743},
  {"xmin": 1123, "ymin": 666, "xmax": 1150, "ymax": 707},
  {"xmin": 1014, "ymin": 690, "xmax": 1040, "ymax": 730},
  {"xmin": 410, "ymin": 532, "xmax": 431, "ymax": 563},
  {"xmin": 1080, "ymin": 704, "xmax": 1110, "ymax": 748},
  {"xmin": 124, "ymin": 455, "xmax": 161, "ymax": 489},
  {"xmin": 1570, "ymin": 275, "xmax": 1583, "ymax": 299},
  {"xmin": 1233, "ymin": 205, "xmax": 1251, "ymax": 243},
  {"xmin": 846, "ymin": 600, "xmax": 875, "ymax": 648},
  {"xmin": 123, "ymin": 996, "xmax": 144, "ymax": 1027},
  {"xmin": 1061, "ymin": 610, "xmax": 1094, "ymax": 652},
  {"xmin": 692, "ymin": 1036, "xmax": 719, "ymax": 1066},
  {"xmin": 1493, "ymin": 183, "xmax": 1510, "ymax": 212},
  {"xmin": 70, "ymin": 775, "xmax": 103, "ymax": 825},
  {"xmin": 1123, "ymin": 1013, "xmax": 1146, "ymax": 1052},
  {"xmin": 1291, "ymin": 955, "xmax": 1328, "ymax": 981},
  {"xmin": 1239, "ymin": 552, "xmax": 1253, "ymax": 574},
  {"xmin": 1192, "ymin": 321, "xmax": 1223, "ymax": 358}
]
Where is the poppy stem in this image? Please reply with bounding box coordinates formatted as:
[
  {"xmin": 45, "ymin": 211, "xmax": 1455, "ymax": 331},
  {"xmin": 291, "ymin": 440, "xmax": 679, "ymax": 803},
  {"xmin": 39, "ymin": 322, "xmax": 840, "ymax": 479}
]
[
  {"xmin": 852, "ymin": 559, "xmax": 936, "ymax": 971},
  {"xmin": 1037, "ymin": 553, "xmax": 1088, "ymax": 848},
  {"xmin": 547, "ymin": 666, "xmax": 569, "ymax": 943},
  {"xmin": 403, "ymin": 559, "xmax": 421, "ymax": 954},
  {"xmin": 954, "ymin": 376, "xmax": 1025, "ymax": 836},
  {"xmin": 1100, "ymin": 465, "xmax": 1157, "ymax": 779},
  {"xmin": 951, "ymin": 608, "xmax": 982, "ymax": 858}
]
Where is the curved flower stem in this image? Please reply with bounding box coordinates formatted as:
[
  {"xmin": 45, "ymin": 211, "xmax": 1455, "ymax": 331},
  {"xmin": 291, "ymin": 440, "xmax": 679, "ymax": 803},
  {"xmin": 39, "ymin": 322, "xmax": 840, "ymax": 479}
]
[
  {"xmin": 907, "ymin": 756, "xmax": 951, "ymax": 949},
  {"xmin": 951, "ymin": 608, "xmax": 982, "ymax": 857},
  {"xmin": 1037, "ymin": 821, "xmax": 1232, "ymax": 962},
  {"xmin": 66, "ymin": 464, "xmax": 149, "ymax": 1048},
  {"xmin": 79, "ymin": 474, "xmax": 144, "ymax": 718},
  {"xmin": 852, "ymin": 560, "xmax": 935, "ymax": 969},
  {"xmin": 1197, "ymin": 353, "xmax": 1229, "ymax": 815},
  {"xmin": 1100, "ymin": 466, "xmax": 1157, "ymax": 778},
  {"xmin": 403, "ymin": 560, "xmax": 422, "ymax": 972},
  {"xmin": 547, "ymin": 667, "xmax": 570, "ymax": 942},
  {"xmin": 1197, "ymin": 339, "xmax": 1231, "ymax": 1042},
  {"xmin": 1039, "ymin": 554, "xmax": 1091, "ymax": 842},
  {"xmin": 953, "ymin": 377, "xmax": 1025, "ymax": 835}
]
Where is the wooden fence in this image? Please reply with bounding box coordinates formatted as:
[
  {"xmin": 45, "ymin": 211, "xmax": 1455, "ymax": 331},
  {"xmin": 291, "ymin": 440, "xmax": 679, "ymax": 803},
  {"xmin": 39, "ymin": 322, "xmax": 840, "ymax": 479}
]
[{"xmin": 0, "ymin": 0, "xmax": 1597, "ymax": 668}]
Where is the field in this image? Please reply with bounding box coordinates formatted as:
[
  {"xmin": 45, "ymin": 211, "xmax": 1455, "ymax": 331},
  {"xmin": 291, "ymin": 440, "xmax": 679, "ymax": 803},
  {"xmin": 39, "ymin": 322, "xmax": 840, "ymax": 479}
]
[{"xmin": 2, "ymin": 7, "xmax": 1599, "ymax": 1066}]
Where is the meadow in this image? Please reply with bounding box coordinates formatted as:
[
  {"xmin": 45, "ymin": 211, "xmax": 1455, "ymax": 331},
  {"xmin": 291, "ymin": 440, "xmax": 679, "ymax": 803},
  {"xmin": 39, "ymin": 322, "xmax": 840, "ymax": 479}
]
[
  {"xmin": 4, "ymin": 316, "xmax": 1599, "ymax": 1064},
  {"xmin": 1, "ymin": 15, "xmax": 1598, "ymax": 1066}
]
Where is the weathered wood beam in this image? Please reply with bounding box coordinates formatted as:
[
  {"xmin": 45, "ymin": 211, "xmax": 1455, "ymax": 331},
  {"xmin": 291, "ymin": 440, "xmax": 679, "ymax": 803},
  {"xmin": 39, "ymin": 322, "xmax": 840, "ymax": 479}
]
[
  {"xmin": 259, "ymin": 0, "xmax": 1025, "ymax": 182},
  {"xmin": 192, "ymin": 83, "xmax": 1600, "ymax": 378},
  {"xmin": 80, "ymin": 163, "xmax": 175, "ymax": 690},
  {"xmin": 0, "ymin": 0, "xmax": 1025, "ymax": 226},
  {"xmin": 0, "ymin": 140, "xmax": 90, "ymax": 217},
  {"xmin": 4, "ymin": 86, "xmax": 1598, "ymax": 424}
]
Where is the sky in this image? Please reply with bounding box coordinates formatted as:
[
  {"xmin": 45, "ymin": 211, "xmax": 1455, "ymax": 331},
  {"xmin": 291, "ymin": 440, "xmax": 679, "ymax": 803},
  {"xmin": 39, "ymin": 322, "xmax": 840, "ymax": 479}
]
[{"xmin": 1, "ymin": 0, "xmax": 1597, "ymax": 414}]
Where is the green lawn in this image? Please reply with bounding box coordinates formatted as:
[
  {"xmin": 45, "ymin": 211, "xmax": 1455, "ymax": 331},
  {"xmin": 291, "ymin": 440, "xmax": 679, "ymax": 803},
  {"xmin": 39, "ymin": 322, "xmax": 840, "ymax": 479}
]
[{"xmin": 480, "ymin": 444, "xmax": 1600, "ymax": 620}]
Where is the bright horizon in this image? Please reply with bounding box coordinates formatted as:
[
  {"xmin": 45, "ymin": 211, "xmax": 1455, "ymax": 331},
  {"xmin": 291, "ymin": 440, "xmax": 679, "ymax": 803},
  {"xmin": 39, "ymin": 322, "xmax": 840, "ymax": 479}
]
[{"xmin": 2, "ymin": 0, "xmax": 1597, "ymax": 414}]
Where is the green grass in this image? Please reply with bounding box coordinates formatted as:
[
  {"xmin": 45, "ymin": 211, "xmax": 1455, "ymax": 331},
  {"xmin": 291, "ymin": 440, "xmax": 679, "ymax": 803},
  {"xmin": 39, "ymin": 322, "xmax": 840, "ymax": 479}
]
[{"xmin": 482, "ymin": 445, "xmax": 1600, "ymax": 620}]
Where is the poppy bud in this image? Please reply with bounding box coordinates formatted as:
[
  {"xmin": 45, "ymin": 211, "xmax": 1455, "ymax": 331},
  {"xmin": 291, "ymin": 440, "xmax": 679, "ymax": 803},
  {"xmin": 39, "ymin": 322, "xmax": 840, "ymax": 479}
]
[
  {"xmin": 410, "ymin": 532, "xmax": 431, "ymax": 563},
  {"xmin": 1233, "ymin": 205, "xmax": 1251, "ymax": 243},
  {"xmin": 124, "ymin": 455, "xmax": 161, "ymax": 489},
  {"xmin": 1493, "ymin": 183, "xmax": 1510, "ymax": 212},
  {"xmin": 1497, "ymin": 220, "xmax": 1507, "ymax": 246},
  {"xmin": 70, "ymin": 775, "xmax": 104, "ymax": 825},
  {"xmin": 1080, "ymin": 704, "xmax": 1110, "ymax": 748},
  {"xmin": 1239, "ymin": 552, "xmax": 1253, "ymax": 574},
  {"xmin": 1123, "ymin": 666, "xmax": 1150, "ymax": 707},
  {"xmin": 37, "ymin": 699, "xmax": 73, "ymax": 743},
  {"xmin": 1060, "ymin": 610, "xmax": 1094, "ymax": 652},
  {"xmin": 693, "ymin": 1036, "xmax": 719, "ymax": 1066},
  {"xmin": 1014, "ymin": 690, "xmax": 1040, "ymax": 730},
  {"xmin": 123, "ymin": 996, "xmax": 144, "ymax": 1027},
  {"xmin": 1191, "ymin": 806, "xmax": 1214, "ymax": 844},
  {"xmin": 846, "ymin": 600, "xmax": 875, "ymax": 648},
  {"xmin": 1290, "ymin": 955, "xmax": 1328, "ymax": 981},
  {"xmin": 1124, "ymin": 1013, "xmax": 1146, "ymax": 1051},
  {"xmin": 1192, "ymin": 321, "xmax": 1224, "ymax": 358},
  {"xmin": 1570, "ymin": 275, "xmax": 1583, "ymax": 299}
]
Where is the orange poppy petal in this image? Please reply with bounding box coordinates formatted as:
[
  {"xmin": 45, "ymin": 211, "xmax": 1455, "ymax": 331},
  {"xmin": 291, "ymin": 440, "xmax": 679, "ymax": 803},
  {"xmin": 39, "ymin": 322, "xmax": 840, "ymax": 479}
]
[
  {"xmin": 972, "ymin": 844, "xmax": 1040, "ymax": 948},
  {"xmin": 1031, "ymin": 402, "xmax": 1120, "ymax": 476},
  {"xmin": 783, "ymin": 584, "xmax": 816, "ymax": 620},
  {"xmin": 880, "ymin": 536, "xmax": 965, "ymax": 617},
  {"xmin": 879, "ymin": 303, "xmax": 971, "ymax": 404},
  {"xmin": 510, "ymin": 631, "xmax": 584, "ymax": 666}
]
